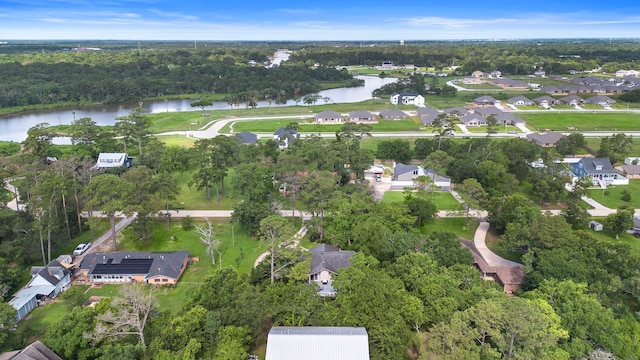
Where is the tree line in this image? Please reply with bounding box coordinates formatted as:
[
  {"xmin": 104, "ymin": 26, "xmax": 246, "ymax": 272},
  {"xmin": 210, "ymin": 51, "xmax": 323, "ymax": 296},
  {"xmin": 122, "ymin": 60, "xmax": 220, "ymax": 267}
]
[{"xmin": 0, "ymin": 48, "xmax": 355, "ymax": 108}]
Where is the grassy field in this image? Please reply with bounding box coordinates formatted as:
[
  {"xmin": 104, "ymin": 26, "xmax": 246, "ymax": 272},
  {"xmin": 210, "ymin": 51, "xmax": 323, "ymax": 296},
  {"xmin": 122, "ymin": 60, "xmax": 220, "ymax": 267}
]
[
  {"xmin": 172, "ymin": 170, "xmax": 237, "ymax": 210},
  {"xmin": 229, "ymin": 118, "xmax": 423, "ymax": 133},
  {"xmin": 584, "ymin": 137, "xmax": 640, "ymax": 156},
  {"xmin": 381, "ymin": 190, "xmax": 462, "ymax": 211},
  {"xmin": 419, "ymin": 217, "xmax": 479, "ymax": 240},
  {"xmin": 157, "ymin": 134, "xmax": 197, "ymax": 148},
  {"xmin": 587, "ymin": 180, "xmax": 640, "ymax": 209},
  {"xmin": 518, "ymin": 111, "xmax": 640, "ymax": 132},
  {"xmin": 586, "ymin": 220, "xmax": 640, "ymax": 256}
]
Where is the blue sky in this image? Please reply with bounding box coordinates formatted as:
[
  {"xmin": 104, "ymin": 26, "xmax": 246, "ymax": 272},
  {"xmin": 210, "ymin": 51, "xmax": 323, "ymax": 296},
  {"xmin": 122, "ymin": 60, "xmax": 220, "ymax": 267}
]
[{"xmin": 1, "ymin": 0, "xmax": 639, "ymax": 40}]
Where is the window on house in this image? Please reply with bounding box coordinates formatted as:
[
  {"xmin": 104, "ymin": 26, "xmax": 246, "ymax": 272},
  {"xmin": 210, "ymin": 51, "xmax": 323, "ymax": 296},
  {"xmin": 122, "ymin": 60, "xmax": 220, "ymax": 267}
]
[
  {"xmin": 154, "ymin": 279, "xmax": 160, "ymax": 282},
  {"xmin": 162, "ymin": 279, "xmax": 168, "ymax": 282}
]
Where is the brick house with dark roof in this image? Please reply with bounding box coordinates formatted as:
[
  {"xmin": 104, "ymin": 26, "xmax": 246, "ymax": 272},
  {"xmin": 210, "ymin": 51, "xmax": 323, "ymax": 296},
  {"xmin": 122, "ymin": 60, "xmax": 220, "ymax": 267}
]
[{"xmin": 78, "ymin": 251, "xmax": 190, "ymax": 285}]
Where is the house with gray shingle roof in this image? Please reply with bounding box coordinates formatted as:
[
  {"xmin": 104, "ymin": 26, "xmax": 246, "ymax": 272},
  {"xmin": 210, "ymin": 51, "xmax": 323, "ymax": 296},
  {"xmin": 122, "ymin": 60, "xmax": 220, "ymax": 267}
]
[
  {"xmin": 417, "ymin": 106, "xmax": 440, "ymax": 126},
  {"xmin": 507, "ymin": 95, "xmax": 534, "ymax": 106},
  {"xmin": 79, "ymin": 251, "xmax": 190, "ymax": 285},
  {"xmin": 314, "ymin": 110, "xmax": 343, "ymax": 123},
  {"xmin": 0, "ymin": 340, "xmax": 63, "ymax": 360},
  {"xmin": 559, "ymin": 94, "xmax": 585, "ymax": 105},
  {"xmin": 378, "ymin": 109, "xmax": 407, "ymax": 120},
  {"xmin": 473, "ymin": 95, "xmax": 499, "ymax": 106},
  {"xmin": 494, "ymin": 113, "xmax": 526, "ymax": 126},
  {"xmin": 274, "ymin": 127, "xmax": 300, "ymax": 149},
  {"xmin": 348, "ymin": 110, "xmax": 377, "ymax": 123},
  {"xmin": 309, "ymin": 244, "xmax": 355, "ymax": 297},
  {"xmin": 474, "ymin": 106, "xmax": 502, "ymax": 117},
  {"xmin": 492, "ymin": 79, "xmax": 529, "ymax": 88},
  {"xmin": 526, "ymin": 131, "xmax": 565, "ymax": 147},
  {"xmin": 461, "ymin": 113, "xmax": 487, "ymax": 127},
  {"xmin": 570, "ymin": 158, "xmax": 628, "ymax": 186},
  {"xmin": 235, "ymin": 131, "xmax": 258, "ymax": 145},
  {"xmin": 442, "ymin": 106, "xmax": 469, "ymax": 117},
  {"xmin": 533, "ymin": 95, "xmax": 560, "ymax": 107},
  {"xmin": 586, "ymin": 95, "xmax": 616, "ymax": 106}
]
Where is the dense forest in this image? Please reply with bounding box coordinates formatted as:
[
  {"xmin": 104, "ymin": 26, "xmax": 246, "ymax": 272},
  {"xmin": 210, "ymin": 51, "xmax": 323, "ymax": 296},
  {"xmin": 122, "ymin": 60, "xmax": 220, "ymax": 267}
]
[
  {"xmin": 0, "ymin": 48, "xmax": 356, "ymax": 108},
  {"xmin": 1, "ymin": 109, "xmax": 639, "ymax": 358}
]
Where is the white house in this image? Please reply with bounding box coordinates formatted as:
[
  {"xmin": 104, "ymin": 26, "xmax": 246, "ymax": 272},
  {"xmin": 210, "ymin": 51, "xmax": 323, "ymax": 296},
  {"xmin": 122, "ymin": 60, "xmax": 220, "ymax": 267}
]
[
  {"xmin": 95, "ymin": 153, "xmax": 133, "ymax": 170},
  {"xmin": 9, "ymin": 260, "xmax": 72, "ymax": 322},
  {"xmin": 390, "ymin": 93, "xmax": 425, "ymax": 107}
]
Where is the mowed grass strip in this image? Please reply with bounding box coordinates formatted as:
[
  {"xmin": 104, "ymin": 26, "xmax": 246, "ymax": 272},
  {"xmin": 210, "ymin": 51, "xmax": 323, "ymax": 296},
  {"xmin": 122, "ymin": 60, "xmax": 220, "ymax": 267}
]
[
  {"xmin": 381, "ymin": 191, "xmax": 462, "ymax": 211},
  {"xmin": 518, "ymin": 111, "xmax": 640, "ymax": 132},
  {"xmin": 419, "ymin": 217, "xmax": 479, "ymax": 240},
  {"xmin": 229, "ymin": 118, "xmax": 423, "ymax": 133},
  {"xmin": 585, "ymin": 180, "xmax": 640, "ymax": 209}
]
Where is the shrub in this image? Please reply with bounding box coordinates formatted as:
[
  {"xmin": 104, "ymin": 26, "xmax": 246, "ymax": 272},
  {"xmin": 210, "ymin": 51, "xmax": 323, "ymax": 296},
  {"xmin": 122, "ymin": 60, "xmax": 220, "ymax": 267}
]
[{"xmin": 181, "ymin": 216, "xmax": 194, "ymax": 231}]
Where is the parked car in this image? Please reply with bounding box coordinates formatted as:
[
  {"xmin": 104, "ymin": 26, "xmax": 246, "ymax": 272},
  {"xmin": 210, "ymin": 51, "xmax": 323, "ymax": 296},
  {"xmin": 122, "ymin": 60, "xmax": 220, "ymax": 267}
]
[
  {"xmin": 508, "ymin": 130, "xmax": 517, "ymax": 134},
  {"xmin": 73, "ymin": 242, "xmax": 91, "ymax": 256},
  {"xmin": 634, "ymin": 231, "xmax": 640, "ymax": 238}
]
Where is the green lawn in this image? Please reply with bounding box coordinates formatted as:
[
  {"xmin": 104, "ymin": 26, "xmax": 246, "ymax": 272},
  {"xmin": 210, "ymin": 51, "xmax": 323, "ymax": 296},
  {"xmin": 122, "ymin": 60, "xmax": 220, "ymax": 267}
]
[
  {"xmin": 156, "ymin": 134, "xmax": 197, "ymax": 148},
  {"xmin": 587, "ymin": 180, "xmax": 640, "ymax": 209},
  {"xmin": 585, "ymin": 222, "xmax": 640, "ymax": 256},
  {"xmin": 518, "ymin": 111, "xmax": 640, "ymax": 132},
  {"xmin": 584, "ymin": 137, "xmax": 640, "ymax": 157},
  {"xmin": 419, "ymin": 217, "xmax": 479, "ymax": 240},
  {"xmin": 228, "ymin": 118, "xmax": 423, "ymax": 134},
  {"xmin": 173, "ymin": 170, "xmax": 237, "ymax": 210},
  {"xmin": 381, "ymin": 191, "xmax": 462, "ymax": 211}
]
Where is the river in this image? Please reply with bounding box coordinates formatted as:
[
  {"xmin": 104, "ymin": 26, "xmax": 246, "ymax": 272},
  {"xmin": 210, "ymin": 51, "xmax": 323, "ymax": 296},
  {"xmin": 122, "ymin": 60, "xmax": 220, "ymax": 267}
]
[{"xmin": 0, "ymin": 74, "xmax": 396, "ymax": 142}]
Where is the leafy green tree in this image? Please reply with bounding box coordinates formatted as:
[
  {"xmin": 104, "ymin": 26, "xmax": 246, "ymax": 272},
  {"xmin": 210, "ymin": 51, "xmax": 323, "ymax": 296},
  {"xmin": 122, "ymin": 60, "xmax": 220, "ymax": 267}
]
[
  {"xmin": 562, "ymin": 201, "xmax": 591, "ymax": 230},
  {"xmin": 376, "ymin": 139, "xmax": 412, "ymax": 163},
  {"xmin": 231, "ymin": 200, "xmax": 276, "ymax": 237},
  {"xmin": 69, "ymin": 117, "xmax": 107, "ymax": 158},
  {"xmin": 190, "ymin": 99, "xmax": 212, "ymax": 114},
  {"xmin": 299, "ymin": 171, "xmax": 339, "ymax": 241},
  {"xmin": 117, "ymin": 107, "xmax": 151, "ymax": 157},
  {"xmin": 597, "ymin": 133, "xmax": 633, "ymax": 164},
  {"xmin": 487, "ymin": 193, "xmax": 540, "ymax": 234},
  {"xmin": 43, "ymin": 306, "xmax": 97, "ymax": 359},
  {"xmin": 329, "ymin": 253, "xmax": 413, "ymax": 360},
  {"xmin": 404, "ymin": 194, "xmax": 437, "ymax": 227},
  {"xmin": 214, "ymin": 326, "xmax": 251, "ymax": 360},
  {"xmin": 23, "ymin": 123, "xmax": 57, "ymax": 159},
  {"xmin": 555, "ymin": 133, "xmax": 585, "ymax": 157},
  {"xmin": 603, "ymin": 207, "xmax": 634, "ymax": 239},
  {"xmin": 476, "ymin": 160, "xmax": 518, "ymax": 197},
  {"xmin": 456, "ymin": 178, "xmax": 488, "ymax": 224},
  {"xmin": 0, "ymin": 302, "xmax": 16, "ymax": 345},
  {"xmin": 525, "ymin": 279, "xmax": 622, "ymax": 359}
]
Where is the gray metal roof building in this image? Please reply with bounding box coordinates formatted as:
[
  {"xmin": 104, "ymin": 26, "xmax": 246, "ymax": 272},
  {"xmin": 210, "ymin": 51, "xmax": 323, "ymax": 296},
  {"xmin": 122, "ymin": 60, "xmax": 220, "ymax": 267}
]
[{"xmin": 265, "ymin": 327, "xmax": 369, "ymax": 360}]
